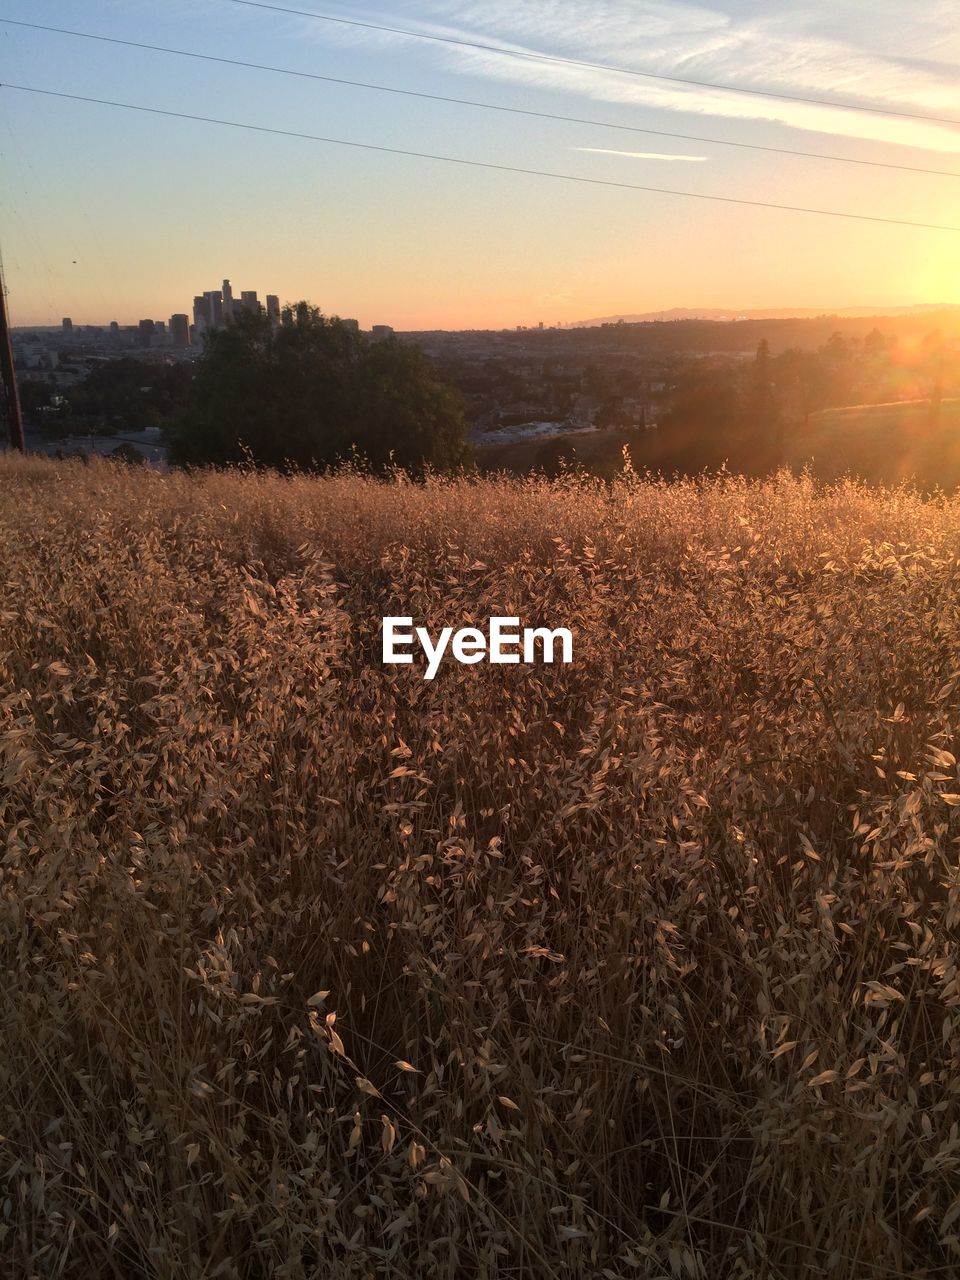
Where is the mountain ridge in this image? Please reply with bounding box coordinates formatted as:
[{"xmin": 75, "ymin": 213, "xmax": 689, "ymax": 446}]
[{"xmin": 571, "ymin": 304, "xmax": 960, "ymax": 327}]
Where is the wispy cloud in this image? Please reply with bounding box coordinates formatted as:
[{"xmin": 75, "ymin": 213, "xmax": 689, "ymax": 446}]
[
  {"xmin": 575, "ymin": 147, "xmax": 707, "ymax": 161},
  {"xmin": 301, "ymin": 1, "xmax": 960, "ymax": 155}
]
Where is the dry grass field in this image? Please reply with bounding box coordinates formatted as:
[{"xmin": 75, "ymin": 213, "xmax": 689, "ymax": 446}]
[
  {"xmin": 785, "ymin": 400, "xmax": 960, "ymax": 487},
  {"xmin": 2, "ymin": 454, "xmax": 960, "ymax": 1279}
]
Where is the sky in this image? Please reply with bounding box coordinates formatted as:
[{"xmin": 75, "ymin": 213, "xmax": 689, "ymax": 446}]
[{"xmin": 1, "ymin": 0, "xmax": 960, "ymax": 329}]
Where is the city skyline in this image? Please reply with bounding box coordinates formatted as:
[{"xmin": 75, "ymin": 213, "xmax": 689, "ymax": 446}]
[
  {"xmin": 1, "ymin": 1, "xmax": 959, "ymax": 330},
  {"xmin": 192, "ymin": 278, "xmax": 281, "ymax": 336},
  {"xmin": 44, "ymin": 274, "xmax": 374, "ymax": 343}
]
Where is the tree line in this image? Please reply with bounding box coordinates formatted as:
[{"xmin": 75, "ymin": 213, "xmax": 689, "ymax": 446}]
[
  {"xmin": 21, "ymin": 304, "xmax": 471, "ymax": 475},
  {"xmin": 647, "ymin": 329, "xmax": 952, "ymax": 478},
  {"xmin": 19, "ymin": 315, "xmax": 954, "ymax": 482}
]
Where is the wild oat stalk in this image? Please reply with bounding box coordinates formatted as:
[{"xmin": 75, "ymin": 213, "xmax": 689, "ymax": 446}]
[{"xmin": 1, "ymin": 454, "xmax": 959, "ymax": 1279}]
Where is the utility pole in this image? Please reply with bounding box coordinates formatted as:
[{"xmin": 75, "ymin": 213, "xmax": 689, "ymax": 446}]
[{"xmin": 0, "ymin": 253, "xmax": 25, "ymax": 452}]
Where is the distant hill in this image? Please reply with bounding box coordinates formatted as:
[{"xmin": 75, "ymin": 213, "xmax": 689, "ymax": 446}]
[
  {"xmin": 572, "ymin": 305, "xmax": 960, "ymax": 327},
  {"xmin": 786, "ymin": 399, "xmax": 960, "ymax": 486}
]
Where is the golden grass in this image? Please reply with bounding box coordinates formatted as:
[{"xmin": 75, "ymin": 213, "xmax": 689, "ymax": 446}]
[{"xmin": 2, "ymin": 454, "xmax": 960, "ymax": 1279}]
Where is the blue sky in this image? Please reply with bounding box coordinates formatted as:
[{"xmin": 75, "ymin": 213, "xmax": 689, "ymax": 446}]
[{"xmin": 2, "ymin": 0, "xmax": 959, "ymax": 327}]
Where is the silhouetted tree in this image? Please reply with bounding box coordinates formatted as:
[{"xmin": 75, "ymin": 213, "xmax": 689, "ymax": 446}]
[
  {"xmin": 68, "ymin": 358, "xmax": 192, "ymax": 432},
  {"xmin": 743, "ymin": 339, "xmax": 783, "ymax": 471},
  {"xmin": 18, "ymin": 378, "xmax": 57, "ymax": 422},
  {"xmin": 863, "ymin": 327, "xmax": 887, "ymax": 357},
  {"xmin": 108, "ymin": 442, "xmax": 146, "ymax": 466},
  {"xmin": 165, "ymin": 305, "xmax": 470, "ymax": 473},
  {"xmin": 655, "ymin": 368, "xmax": 742, "ymax": 473},
  {"xmin": 534, "ymin": 437, "xmax": 580, "ymax": 476},
  {"xmin": 595, "ymin": 396, "xmax": 626, "ymax": 430}
]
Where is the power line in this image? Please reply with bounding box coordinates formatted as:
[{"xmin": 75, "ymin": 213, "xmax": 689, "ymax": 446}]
[
  {"xmin": 3, "ymin": 83, "xmax": 958, "ymax": 232},
  {"xmin": 222, "ymin": 0, "xmax": 960, "ymax": 128},
  {"xmin": 4, "ymin": 19, "xmax": 959, "ymax": 181}
]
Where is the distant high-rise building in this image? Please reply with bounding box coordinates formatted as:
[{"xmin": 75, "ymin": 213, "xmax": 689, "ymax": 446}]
[
  {"xmin": 193, "ymin": 296, "xmax": 210, "ymax": 332},
  {"xmin": 203, "ymin": 290, "xmax": 224, "ymax": 327},
  {"xmin": 190, "ymin": 278, "xmax": 278, "ymax": 329},
  {"xmin": 138, "ymin": 319, "xmax": 156, "ymax": 347},
  {"xmin": 340, "ymin": 318, "xmax": 360, "ymax": 333},
  {"xmin": 110, "ymin": 320, "xmax": 120, "ymax": 337},
  {"xmin": 62, "ymin": 317, "xmax": 73, "ymax": 334},
  {"xmin": 170, "ymin": 314, "xmax": 191, "ymax": 348},
  {"xmin": 371, "ymin": 325, "xmax": 394, "ymax": 340}
]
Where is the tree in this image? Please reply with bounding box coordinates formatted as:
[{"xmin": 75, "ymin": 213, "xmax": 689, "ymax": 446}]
[
  {"xmin": 68, "ymin": 357, "xmax": 192, "ymax": 432},
  {"xmin": 346, "ymin": 336, "xmax": 471, "ymax": 472},
  {"xmin": 595, "ymin": 396, "xmax": 625, "ymax": 430},
  {"xmin": 18, "ymin": 378, "xmax": 57, "ymax": 422},
  {"xmin": 655, "ymin": 367, "xmax": 742, "ymax": 473},
  {"xmin": 863, "ymin": 327, "xmax": 887, "ymax": 358},
  {"xmin": 165, "ymin": 304, "xmax": 470, "ymax": 473},
  {"xmin": 742, "ymin": 339, "xmax": 783, "ymax": 471},
  {"xmin": 534, "ymin": 437, "xmax": 580, "ymax": 477},
  {"xmin": 109, "ymin": 442, "xmax": 145, "ymax": 466}
]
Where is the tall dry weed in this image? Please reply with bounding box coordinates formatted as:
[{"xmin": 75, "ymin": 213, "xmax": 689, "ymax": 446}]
[{"xmin": 1, "ymin": 455, "xmax": 959, "ymax": 1278}]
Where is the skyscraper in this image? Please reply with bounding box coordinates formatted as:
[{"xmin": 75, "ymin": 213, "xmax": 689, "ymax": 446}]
[
  {"xmin": 190, "ymin": 279, "xmax": 279, "ymax": 330},
  {"xmin": 193, "ymin": 295, "xmax": 210, "ymax": 333},
  {"xmin": 170, "ymin": 314, "xmax": 191, "ymax": 348},
  {"xmin": 203, "ymin": 290, "xmax": 224, "ymax": 327}
]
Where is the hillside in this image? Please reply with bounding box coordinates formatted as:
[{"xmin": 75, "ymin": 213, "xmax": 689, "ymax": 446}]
[
  {"xmin": 787, "ymin": 399, "xmax": 960, "ymax": 483},
  {"xmin": 2, "ymin": 456, "xmax": 960, "ymax": 1279}
]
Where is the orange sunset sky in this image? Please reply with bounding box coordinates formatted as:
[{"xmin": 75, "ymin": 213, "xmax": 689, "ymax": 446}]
[{"xmin": 1, "ymin": 0, "xmax": 959, "ymax": 329}]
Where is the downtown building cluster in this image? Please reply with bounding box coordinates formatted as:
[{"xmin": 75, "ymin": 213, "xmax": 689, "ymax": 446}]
[
  {"xmin": 18, "ymin": 278, "xmax": 385, "ymax": 375},
  {"xmin": 188, "ymin": 279, "xmax": 372, "ymax": 345},
  {"xmin": 190, "ymin": 278, "xmax": 282, "ymax": 339}
]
